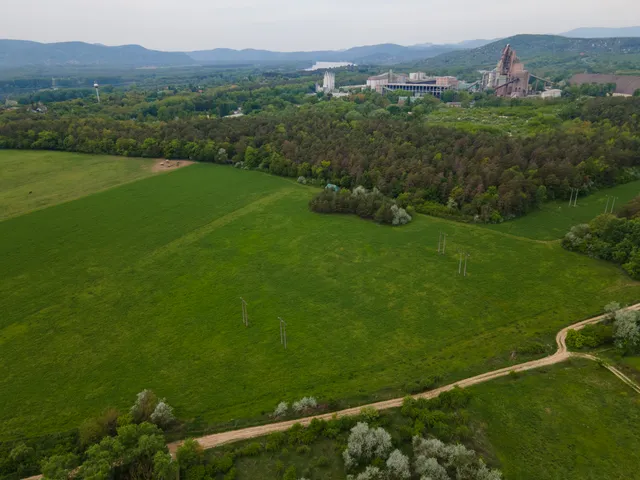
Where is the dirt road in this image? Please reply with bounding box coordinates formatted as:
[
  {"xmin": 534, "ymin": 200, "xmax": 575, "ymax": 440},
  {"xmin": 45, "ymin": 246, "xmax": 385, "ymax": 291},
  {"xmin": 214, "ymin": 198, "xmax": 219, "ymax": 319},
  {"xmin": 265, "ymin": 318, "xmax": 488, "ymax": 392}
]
[{"xmin": 167, "ymin": 303, "xmax": 640, "ymax": 453}]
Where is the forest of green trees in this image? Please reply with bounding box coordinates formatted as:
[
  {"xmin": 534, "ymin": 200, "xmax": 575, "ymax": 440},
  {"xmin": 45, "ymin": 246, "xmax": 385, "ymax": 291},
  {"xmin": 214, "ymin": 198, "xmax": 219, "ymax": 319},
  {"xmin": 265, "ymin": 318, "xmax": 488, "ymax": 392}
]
[{"xmin": 2, "ymin": 78, "xmax": 640, "ymax": 223}]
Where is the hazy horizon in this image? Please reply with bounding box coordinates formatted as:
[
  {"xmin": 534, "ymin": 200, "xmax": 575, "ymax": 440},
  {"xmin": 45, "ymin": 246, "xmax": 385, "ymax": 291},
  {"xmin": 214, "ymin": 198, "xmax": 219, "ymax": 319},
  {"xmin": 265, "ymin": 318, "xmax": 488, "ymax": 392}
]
[{"xmin": 4, "ymin": 0, "xmax": 640, "ymax": 52}]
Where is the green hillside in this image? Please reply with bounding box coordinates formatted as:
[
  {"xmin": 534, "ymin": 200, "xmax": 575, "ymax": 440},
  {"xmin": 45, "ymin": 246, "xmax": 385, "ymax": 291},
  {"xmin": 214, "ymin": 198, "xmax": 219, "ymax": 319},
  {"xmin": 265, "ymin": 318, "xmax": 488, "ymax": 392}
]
[{"xmin": 418, "ymin": 34, "xmax": 640, "ymax": 76}]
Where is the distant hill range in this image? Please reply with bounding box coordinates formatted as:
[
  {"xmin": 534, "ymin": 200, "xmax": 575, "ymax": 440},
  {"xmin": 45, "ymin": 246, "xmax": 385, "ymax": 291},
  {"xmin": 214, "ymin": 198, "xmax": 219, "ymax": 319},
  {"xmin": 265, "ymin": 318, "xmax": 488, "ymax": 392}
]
[
  {"xmin": 0, "ymin": 39, "xmax": 495, "ymax": 68},
  {"xmin": 2, "ymin": 33, "xmax": 640, "ymax": 70},
  {"xmin": 561, "ymin": 26, "xmax": 640, "ymax": 38},
  {"xmin": 0, "ymin": 40, "xmax": 194, "ymax": 68},
  {"xmin": 188, "ymin": 43, "xmax": 462, "ymax": 65}
]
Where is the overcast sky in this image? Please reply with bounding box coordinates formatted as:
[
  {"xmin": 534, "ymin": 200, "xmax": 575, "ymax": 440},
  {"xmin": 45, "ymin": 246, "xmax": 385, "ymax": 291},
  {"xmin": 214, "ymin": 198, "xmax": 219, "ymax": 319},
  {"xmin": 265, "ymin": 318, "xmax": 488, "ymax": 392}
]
[{"xmin": 4, "ymin": 0, "xmax": 639, "ymax": 51}]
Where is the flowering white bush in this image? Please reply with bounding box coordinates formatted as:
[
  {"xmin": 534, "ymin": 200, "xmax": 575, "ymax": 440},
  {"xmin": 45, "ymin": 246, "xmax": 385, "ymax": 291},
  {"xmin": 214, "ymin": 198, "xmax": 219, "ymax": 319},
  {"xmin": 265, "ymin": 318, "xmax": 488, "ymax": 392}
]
[
  {"xmin": 130, "ymin": 389, "xmax": 157, "ymax": 422},
  {"xmin": 297, "ymin": 176, "xmax": 307, "ymax": 184},
  {"xmin": 415, "ymin": 457, "xmax": 449, "ymax": 480},
  {"xmin": 386, "ymin": 449, "xmax": 411, "ymax": 479},
  {"xmin": 292, "ymin": 397, "xmax": 317, "ymax": 413},
  {"xmin": 273, "ymin": 401, "xmax": 289, "ymax": 417},
  {"xmin": 391, "ymin": 204, "xmax": 412, "ymax": 225},
  {"xmin": 346, "ymin": 466, "xmax": 385, "ymax": 480},
  {"xmin": 150, "ymin": 399, "xmax": 175, "ymax": 428},
  {"xmin": 413, "ymin": 436, "xmax": 501, "ymax": 480},
  {"xmin": 343, "ymin": 422, "xmax": 392, "ymax": 469}
]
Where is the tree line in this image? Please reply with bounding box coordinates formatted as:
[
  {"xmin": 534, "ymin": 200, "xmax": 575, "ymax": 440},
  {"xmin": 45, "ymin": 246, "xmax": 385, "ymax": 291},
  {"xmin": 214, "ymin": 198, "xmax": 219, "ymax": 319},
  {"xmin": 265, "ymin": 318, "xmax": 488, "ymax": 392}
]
[{"xmin": 2, "ymin": 97, "xmax": 640, "ymax": 222}]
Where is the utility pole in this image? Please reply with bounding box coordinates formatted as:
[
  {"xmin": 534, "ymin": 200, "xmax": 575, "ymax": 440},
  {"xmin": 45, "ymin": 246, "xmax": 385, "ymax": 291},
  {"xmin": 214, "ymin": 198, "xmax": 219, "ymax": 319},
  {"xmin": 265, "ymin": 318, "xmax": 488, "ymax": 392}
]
[
  {"xmin": 604, "ymin": 196, "xmax": 610, "ymax": 214},
  {"xmin": 240, "ymin": 297, "xmax": 248, "ymax": 327},
  {"xmin": 464, "ymin": 253, "xmax": 470, "ymax": 277},
  {"xmin": 279, "ymin": 317, "xmax": 287, "ymax": 349}
]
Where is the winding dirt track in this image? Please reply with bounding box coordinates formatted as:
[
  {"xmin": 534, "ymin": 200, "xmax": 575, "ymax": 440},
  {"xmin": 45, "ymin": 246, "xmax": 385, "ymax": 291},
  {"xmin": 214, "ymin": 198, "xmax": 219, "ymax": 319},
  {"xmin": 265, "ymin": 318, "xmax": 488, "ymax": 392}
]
[{"xmin": 167, "ymin": 304, "xmax": 640, "ymax": 453}]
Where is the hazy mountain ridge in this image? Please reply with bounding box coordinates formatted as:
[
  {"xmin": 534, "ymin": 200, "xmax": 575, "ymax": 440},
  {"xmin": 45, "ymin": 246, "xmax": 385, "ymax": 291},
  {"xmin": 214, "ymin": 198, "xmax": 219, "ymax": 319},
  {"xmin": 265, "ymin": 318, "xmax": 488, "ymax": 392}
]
[
  {"xmin": 0, "ymin": 39, "xmax": 194, "ymax": 68},
  {"xmin": 561, "ymin": 26, "xmax": 640, "ymax": 38},
  {"xmin": 2, "ymin": 34, "xmax": 639, "ymax": 69},
  {"xmin": 0, "ymin": 39, "xmax": 493, "ymax": 68}
]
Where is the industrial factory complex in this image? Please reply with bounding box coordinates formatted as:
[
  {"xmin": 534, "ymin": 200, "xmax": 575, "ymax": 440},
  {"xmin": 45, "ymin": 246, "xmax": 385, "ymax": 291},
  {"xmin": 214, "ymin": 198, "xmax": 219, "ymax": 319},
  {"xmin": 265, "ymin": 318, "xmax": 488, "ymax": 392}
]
[
  {"xmin": 366, "ymin": 71, "xmax": 461, "ymax": 97},
  {"xmin": 320, "ymin": 43, "xmax": 638, "ymax": 101},
  {"xmin": 361, "ymin": 44, "xmax": 558, "ymax": 99}
]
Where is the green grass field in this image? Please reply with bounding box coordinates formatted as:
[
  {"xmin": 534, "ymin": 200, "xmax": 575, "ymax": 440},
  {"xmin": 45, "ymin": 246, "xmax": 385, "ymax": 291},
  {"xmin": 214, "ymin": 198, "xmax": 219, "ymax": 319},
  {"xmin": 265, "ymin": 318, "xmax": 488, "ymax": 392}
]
[
  {"xmin": 1, "ymin": 154, "xmax": 639, "ymax": 442},
  {"xmin": 467, "ymin": 359, "xmax": 640, "ymax": 480},
  {"xmin": 0, "ymin": 150, "xmax": 158, "ymax": 220},
  {"xmin": 484, "ymin": 180, "xmax": 640, "ymax": 240}
]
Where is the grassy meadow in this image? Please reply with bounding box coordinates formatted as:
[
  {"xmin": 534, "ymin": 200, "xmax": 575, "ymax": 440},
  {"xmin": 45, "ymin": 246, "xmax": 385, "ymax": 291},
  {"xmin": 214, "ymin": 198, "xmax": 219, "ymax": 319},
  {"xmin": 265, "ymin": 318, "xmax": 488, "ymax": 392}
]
[
  {"xmin": 467, "ymin": 359, "xmax": 640, "ymax": 480},
  {"xmin": 484, "ymin": 180, "xmax": 640, "ymax": 240},
  {"xmin": 0, "ymin": 150, "xmax": 158, "ymax": 220},
  {"xmin": 1, "ymin": 154, "xmax": 639, "ymax": 442}
]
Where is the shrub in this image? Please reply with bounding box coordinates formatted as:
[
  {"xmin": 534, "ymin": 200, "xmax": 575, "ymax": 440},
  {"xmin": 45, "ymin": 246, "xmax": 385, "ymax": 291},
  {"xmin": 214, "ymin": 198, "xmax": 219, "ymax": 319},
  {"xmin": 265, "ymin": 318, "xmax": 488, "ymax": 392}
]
[
  {"xmin": 296, "ymin": 445, "xmax": 311, "ymax": 455},
  {"xmin": 516, "ymin": 342, "xmax": 549, "ymax": 355},
  {"xmin": 292, "ymin": 397, "xmax": 317, "ymax": 413},
  {"xmin": 130, "ymin": 389, "xmax": 158, "ymax": 423},
  {"xmin": 342, "ymin": 422, "xmax": 392, "ymax": 470},
  {"xmin": 414, "ymin": 456, "xmax": 449, "ymax": 480},
  {"xmin": 614, "ymin": 309, "xmax": 640, "ymax": 353},
  {"xmin": 566, "ymin": 324, "xmax": 613, "ymax": 350},
  {"xmin": 297, "ymin": 176, "xmax": 307, "ymax": 185},
  {"xmin": 176, "ymin": 439, "xmax": 204, "ymax": 469},
  {"xmin": 211, "ymin": 455, "xmax": 234, "ymax": 473},
  {"xmin": 79, "ymin": 408, "xmax": 120, "ymax": 447},
  {"xmin": 386, "ymin": 449, "xmax": 411, "ymax": 479},
  {"xmin": 236, "ymin": 442, "xmax": 262, "ymax": 457},
  {"xmin": 412, "ymin": 436, "xmax": 502, "ymax": 480},
  {"xmin": 346, "ymin": 465, "xmax": 385, "ymax": 480},
  {"xmin": 41, "ymin": 453, "xmax": 79, "ymax": 480},
  {"xmin": 265, "ymin": 432, "xmax": 286, "ymax": 451},
  {"xmin": 224, "ymin": 467, "xmax": 237, "ymax": 480},
  {"xmin": 360, "ymin": 407, "xmax": 379, "ymax": 423},
  {"xmin": 150, "ymin": 400, "xmax": 175, "ymax": 429},
  {"xmin": 273, "ymin": 401, "xmax": 289, "ymax": 417},
  {"xmin": 153, "ymin": 451, "xmax": 178, "ymax": 480},
  {"xmin": 283, "ymin": 465, "xmax": 297, "ymax": 480},
  {"xmin": 313, "ymin": 455, "xmax": 330, "ymax": 468}
]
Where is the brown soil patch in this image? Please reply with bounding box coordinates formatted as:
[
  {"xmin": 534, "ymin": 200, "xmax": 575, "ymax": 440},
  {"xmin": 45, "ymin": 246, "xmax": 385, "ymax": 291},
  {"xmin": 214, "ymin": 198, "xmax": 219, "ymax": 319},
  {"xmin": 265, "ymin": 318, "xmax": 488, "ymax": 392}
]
[{"xmin": 152, "ymin": 159, "xmax": 195, "ymax": 173}]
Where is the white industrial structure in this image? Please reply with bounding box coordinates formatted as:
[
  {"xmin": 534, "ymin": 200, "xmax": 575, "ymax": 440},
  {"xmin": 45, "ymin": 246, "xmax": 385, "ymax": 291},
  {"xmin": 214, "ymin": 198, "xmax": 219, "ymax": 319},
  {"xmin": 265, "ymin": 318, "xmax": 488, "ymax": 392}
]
[
  {"xmin": 94, "ymin": 81, "xmax": 100, "ymax": 103},
  {"xmin": 541, "ymin": 89, "xmax": 562, "ymax": 99},
  {"xmin": 366, "ymin": 70, "xmax": 460, "ymax": 97},
  {"xmin": 323, "ymin": 71, "xmax": 336, "ymax": 93}
]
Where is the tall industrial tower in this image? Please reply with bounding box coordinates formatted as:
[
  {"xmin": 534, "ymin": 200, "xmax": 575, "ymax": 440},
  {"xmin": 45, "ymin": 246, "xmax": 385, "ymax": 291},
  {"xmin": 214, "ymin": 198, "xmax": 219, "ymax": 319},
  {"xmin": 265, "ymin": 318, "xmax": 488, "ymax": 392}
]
[{"xmin": 323, "ymin": 71, "xmax": 336, "ymax": 94}]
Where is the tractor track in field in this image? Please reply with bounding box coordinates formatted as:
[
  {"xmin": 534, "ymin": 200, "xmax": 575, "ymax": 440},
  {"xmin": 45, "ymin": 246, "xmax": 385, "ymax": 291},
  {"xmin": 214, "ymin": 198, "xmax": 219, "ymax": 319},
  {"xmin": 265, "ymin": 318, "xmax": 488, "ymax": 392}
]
[{"xmin": 167, "ymin": 303, "xmax": 640, "ymax": 453}]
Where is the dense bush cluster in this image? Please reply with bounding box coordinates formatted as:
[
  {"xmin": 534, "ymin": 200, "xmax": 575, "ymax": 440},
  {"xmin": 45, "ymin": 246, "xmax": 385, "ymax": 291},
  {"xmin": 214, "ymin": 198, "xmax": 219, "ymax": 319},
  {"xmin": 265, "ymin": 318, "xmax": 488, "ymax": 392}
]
[
  {"xmin": 562, "ymin": 214, "xmax": 640, "ymax": 279},
  {"xmin": 566, "ymin": 302, "xmax": 640, "ymax": 354},
  {"xmin": 343, "ymin": 422, "xmax": 393, "ymax": 469},
  {"xmin": 565, "ymin": 324, "xmax": 613, "ymax": 350},
  {"xmin": 2, "ymin": 96, "xmax": 640, "ymax": 221},
  {"xmin": 309, "ymin": 186, "xmax": 412, "ymax": 225},
  {"xmin": 413, "ymin": 437, "xmax": 501, "ymax": 480},
  {"xmin": 272, "ymin": 396, "xmax": 319, "ymax": 418},
  {"xmin": 609, "ymin": 304, "xmax": 640, "ymax": 354}
]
